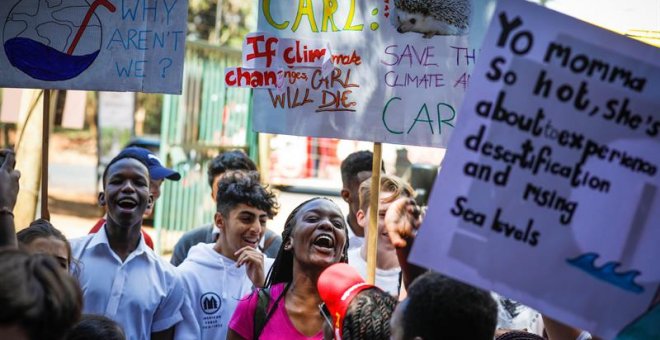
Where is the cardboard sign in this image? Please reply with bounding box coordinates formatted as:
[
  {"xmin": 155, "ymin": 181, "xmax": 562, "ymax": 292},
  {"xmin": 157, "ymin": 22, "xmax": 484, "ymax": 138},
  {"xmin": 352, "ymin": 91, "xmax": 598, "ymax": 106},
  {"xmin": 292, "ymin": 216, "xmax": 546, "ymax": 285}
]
[
  {"xmin": 0, "ymin": 0, "xmax": 187, "ymax": 94},
  {"xmin": 409, "ymin": 1, "xmax": 660, "ymax": 338},
  {"xmin": 240, "ymin": 0, "xmax": 492, "ymax": 148}
]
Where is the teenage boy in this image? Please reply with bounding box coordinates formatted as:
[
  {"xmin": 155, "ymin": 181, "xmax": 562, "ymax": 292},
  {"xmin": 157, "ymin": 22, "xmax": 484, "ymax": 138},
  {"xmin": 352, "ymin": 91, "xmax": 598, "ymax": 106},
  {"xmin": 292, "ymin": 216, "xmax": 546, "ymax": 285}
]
[
  {"xmin": 348, "ymin": 174, "xmax": 413, "ymax": 296},
  {"xmin": 170, "ymin": 150, "xmax": 281, "ymax": 266},
  {"xmin": 340, "ymin": 150, "xmax": 376, "ymax": 250},
  {"xmin": 89, "ymin": 146, "xmax": 181, "ymax": 249},
  {"xmin": 175, "ymin": 170, "xmax": 278, "ymax": 339},
  {"xmin": 70, "ymin": 149, "xmax": 196, "ymax": 340}
]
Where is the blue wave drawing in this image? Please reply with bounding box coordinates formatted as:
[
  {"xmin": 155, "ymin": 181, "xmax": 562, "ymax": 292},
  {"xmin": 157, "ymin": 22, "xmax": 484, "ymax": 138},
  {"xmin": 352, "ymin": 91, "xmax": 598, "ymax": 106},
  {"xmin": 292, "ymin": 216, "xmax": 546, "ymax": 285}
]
[
  {"xmin": 567, "ymin": 253, "xmax": 644, "ymax": 294},
  {"xmin": 4, "ymin": 37, "xmax": 99, "ymax": 81}
]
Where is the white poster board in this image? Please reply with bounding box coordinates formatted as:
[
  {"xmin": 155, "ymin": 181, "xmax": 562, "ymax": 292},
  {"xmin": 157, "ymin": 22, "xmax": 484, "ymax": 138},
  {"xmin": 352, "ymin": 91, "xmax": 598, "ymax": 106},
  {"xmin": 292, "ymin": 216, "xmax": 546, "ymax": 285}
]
[
  {"xmin": 409, "ymin": 1, "xmax": 660, "ymax": 338},
  {"xmin": 0, "ymin": 88, "xmax": 22, "ymax": 123},
  {"xmin": 99, "ymin": 91, "xmax": 134, "ymax": 129},
  {"xmin": 0, "ymin": 0, "xmax": 187, "ymax": 94},
  {"xmin": 61, "ymin": 90, "xmax": 87, "ymax": 129},
  {"xmin": 242, "ymin": 0, "xmax": 493, "ymax": 148}
]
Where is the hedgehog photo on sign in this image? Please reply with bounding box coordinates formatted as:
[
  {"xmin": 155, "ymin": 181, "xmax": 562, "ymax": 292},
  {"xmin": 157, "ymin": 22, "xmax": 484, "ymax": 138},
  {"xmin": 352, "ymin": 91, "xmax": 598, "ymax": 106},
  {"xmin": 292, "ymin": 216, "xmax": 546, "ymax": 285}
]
[{"xmin": 393, "ymin": 0, "xmax": 471, "ymax": 38}]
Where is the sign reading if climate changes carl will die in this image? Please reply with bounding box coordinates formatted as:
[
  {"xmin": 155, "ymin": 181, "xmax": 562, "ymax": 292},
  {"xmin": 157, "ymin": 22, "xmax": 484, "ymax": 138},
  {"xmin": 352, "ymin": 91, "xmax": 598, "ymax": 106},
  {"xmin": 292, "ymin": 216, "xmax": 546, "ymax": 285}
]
[
  {"xmin": 0, "ymin": 0, "xmax": 187, "ymax": 94},
  {"xmin": 410, "ymin": 1, "xmax": 660, "ymax": 339},
  {"xmin": 227, "ymin": 0, "xmax": 492, "ymax": 148}
]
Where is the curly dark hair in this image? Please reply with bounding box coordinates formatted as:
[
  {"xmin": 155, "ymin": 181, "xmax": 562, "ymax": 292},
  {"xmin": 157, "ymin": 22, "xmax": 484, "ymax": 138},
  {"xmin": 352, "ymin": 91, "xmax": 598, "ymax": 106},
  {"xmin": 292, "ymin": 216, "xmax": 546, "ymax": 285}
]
[
  {"xmin": 340, "ymin": 151, "xmax": 374, "ymax": 187},
  {"xmin": 216, "ymin": 170, "xmax": 278, "ymax": 219},
  {"xmin": 0, "ymin": 249, "xmax": 82, "ymax": 340},
  {"xmin": 207, "ymin": 150, "xmax": 257, "ymax": 188},
  {"xmin": 342, "ymin": 288, "xmax": 397, "ymax": 340},
  {"xmin": 403, "ymin": 272, "xmax": 497, "ymax": 340},
  {"xmin": 17, "ymin": 219, "xmax": 72, "ymax": 269},
  {"xmin": 265, "ymin": 197, "xmax": 349, "ymax": 287}
]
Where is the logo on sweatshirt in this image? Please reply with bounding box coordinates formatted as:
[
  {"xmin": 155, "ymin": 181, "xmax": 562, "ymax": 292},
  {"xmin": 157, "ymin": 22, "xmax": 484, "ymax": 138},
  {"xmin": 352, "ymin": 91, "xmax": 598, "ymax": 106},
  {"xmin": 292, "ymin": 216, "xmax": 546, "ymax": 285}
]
[{"xmin": 200, "ymin": 292, "xmax": 221, "ymax": 314}]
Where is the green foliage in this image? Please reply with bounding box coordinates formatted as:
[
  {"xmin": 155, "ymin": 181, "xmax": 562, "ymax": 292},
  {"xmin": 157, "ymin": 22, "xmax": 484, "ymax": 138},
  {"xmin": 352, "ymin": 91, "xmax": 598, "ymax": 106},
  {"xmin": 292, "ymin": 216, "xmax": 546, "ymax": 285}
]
[
  {"xmin": 188, "ymin": 0, "xmax": 255, "ymax": 47},
  {"xmin": 136, "ymin": 93, "xmax": 162, "ymax": 135}
]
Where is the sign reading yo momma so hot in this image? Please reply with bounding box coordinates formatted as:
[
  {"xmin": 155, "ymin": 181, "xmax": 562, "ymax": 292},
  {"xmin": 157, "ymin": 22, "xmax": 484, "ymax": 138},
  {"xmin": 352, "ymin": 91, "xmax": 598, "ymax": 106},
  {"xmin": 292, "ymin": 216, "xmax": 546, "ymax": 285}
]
[
  {"xmin": 227, "ymin": 0, "xmax": 489, "ymax": 147},
  {"xmin": 410, "ymin": 1, "xmax": 660, "ymax": 339},
  {"xmin": 0, "ymin": 0, "xmax": 187, "ymax": 94}
]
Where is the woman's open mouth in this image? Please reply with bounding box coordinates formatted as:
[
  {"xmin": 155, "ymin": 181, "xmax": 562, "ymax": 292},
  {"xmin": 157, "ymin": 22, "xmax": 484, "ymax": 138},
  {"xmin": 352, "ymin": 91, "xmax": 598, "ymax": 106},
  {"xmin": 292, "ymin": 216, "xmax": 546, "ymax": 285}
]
[{"xmin": 312, "ymin": 234, "xmax": 335, "ymax": 254}]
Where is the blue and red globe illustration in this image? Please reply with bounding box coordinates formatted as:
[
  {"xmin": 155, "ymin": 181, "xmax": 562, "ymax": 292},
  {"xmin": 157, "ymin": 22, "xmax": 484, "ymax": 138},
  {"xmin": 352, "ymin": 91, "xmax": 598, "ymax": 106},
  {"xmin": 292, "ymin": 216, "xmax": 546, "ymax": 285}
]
[{"xmin": 3, "ymin": 0, "xmax": 115, "ymax": 81}]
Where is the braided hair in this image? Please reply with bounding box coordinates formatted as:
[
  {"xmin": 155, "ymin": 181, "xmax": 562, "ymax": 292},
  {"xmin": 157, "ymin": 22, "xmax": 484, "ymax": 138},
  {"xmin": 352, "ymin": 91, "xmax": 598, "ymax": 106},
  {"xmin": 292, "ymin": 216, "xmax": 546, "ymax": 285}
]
[
  {"xmin": 342, "ymin": 288, "xmax": 397, "ymax": 340},
  {"xmin": 265, "ymin": 197, "xmax": 349, "ymax": 287}
]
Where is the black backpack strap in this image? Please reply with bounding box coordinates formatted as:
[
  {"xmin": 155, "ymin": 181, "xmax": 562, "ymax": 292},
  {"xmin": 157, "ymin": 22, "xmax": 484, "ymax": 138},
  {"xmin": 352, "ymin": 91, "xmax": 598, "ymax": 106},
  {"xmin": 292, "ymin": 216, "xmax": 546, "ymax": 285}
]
[{"xmin": 253, "ymin": 288, "xmax": 271, "ymax": 340}]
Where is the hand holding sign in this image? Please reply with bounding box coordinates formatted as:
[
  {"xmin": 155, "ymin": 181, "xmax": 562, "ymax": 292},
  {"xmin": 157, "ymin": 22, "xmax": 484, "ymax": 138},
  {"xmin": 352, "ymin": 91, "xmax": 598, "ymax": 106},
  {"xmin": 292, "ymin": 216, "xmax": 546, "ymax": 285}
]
[
  {"xmin": 0, "ymin": 150, "xmax": 20, "ymax": 212},
  {"xmin": 384, "ymin": 197, "xmax": 422, "ymax": 248}
]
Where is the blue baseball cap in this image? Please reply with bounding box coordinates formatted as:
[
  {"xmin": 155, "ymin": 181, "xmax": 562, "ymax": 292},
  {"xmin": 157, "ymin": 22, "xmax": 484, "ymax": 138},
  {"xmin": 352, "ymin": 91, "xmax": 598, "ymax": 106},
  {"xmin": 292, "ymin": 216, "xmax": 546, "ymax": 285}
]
[{"xmin": 114, "ymin": 147, "xmax": 181, "ymax": 181}]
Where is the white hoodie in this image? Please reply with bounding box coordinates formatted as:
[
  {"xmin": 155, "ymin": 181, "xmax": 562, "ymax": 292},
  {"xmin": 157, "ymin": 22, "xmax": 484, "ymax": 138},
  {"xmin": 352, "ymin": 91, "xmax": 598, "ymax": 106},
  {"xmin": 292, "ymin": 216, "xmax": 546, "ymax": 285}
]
[{"xmin": 175, "ymin": 243, "xmax": 273, "ymax": 340}]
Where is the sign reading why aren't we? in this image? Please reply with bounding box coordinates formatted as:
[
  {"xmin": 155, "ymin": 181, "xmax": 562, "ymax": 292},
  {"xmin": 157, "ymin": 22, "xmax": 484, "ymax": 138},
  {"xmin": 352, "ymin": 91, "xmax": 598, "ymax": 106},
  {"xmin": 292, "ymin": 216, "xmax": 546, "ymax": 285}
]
[
  {"xmin": 0, "ymin": 0, "xmax": 187, "ymax": 94},
  {"xmin": 410, "ymin": 0, "xmax": 660, "ymax": 339}
]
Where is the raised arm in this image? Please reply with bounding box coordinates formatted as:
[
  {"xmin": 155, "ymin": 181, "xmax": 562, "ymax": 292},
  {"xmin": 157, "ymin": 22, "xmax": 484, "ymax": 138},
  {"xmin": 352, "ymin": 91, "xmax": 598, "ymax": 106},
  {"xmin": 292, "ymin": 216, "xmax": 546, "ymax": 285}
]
[
  {"xmin": 384, "ymin": 197, "xmax": 426, "ymax": 289},
  {"xmin": 0, "ymin": 150, "xmax": 20, "ymax": 248}
]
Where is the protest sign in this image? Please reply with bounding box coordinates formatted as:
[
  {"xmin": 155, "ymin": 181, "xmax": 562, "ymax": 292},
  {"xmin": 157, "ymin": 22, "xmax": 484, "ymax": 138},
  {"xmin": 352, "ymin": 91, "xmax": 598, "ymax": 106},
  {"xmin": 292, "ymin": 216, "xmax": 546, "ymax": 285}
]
[
  {"xmin": 229, "ymin": 0, "xmax": 492, "ymax": 148},
  {"xmin": 409, "ymin": 1, "xmax": 660, "ymax": 338},
  {"xmin": 0, "ymin": 0, "xmax": 187, "ymax": 94}
]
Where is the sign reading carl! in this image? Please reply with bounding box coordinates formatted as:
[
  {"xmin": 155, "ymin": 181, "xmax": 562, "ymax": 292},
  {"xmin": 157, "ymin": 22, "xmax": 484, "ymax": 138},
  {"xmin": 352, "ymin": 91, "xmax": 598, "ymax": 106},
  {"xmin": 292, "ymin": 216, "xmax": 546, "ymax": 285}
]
[
  {"xmin": 227, "ymin": 0, "xmax": 490, "ymax": 148},
  {"xmin": 410, "ymin": 1, "xmax": 660, "ymax": 339}
]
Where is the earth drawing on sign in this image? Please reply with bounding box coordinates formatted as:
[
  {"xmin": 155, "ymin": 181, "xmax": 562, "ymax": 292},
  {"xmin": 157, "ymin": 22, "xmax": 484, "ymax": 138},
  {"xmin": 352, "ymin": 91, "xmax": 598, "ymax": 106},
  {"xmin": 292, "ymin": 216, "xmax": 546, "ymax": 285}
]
[{"xmin": 3, "ymin": 0, "xmax": 116, "ymax": 81}]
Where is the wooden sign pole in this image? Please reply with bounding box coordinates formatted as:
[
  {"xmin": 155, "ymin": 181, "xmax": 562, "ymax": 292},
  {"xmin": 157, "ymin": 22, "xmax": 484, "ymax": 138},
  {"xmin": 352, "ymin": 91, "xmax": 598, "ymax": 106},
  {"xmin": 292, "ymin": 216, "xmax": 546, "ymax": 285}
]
[
  {"xmin": 366, "ymin": 142, "xmax": 382, "ymax": 285},
  {"xmin": 41, "ymin": 89, "xmax": 50, "ymax": 221}
]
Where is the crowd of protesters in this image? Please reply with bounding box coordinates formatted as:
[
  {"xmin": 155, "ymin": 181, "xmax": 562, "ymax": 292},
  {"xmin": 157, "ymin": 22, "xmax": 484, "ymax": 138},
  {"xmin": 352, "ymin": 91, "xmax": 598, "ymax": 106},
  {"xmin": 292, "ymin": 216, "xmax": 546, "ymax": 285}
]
[{"xmin": 0, "ymin": 147, "xmax": 597, "ymax": 340}]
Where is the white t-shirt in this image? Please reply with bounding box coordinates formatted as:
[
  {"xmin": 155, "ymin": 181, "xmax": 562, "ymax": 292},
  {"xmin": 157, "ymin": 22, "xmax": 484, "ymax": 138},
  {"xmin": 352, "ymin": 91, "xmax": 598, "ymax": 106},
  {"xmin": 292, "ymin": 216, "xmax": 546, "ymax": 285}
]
[
  {"xmin": 346, "ymin": 223, "xmax": 364, "ymax": 251},
  {"xmin": 71, "ymin": 226, "xmax": 194, "ymax": 340},
  {"xmin": 175, "ymin": 243, "xmax": 273, "ymax": 340},
  {"xmin": 347, "ymin": 247, "xmax": 401, "ymax": 296}
]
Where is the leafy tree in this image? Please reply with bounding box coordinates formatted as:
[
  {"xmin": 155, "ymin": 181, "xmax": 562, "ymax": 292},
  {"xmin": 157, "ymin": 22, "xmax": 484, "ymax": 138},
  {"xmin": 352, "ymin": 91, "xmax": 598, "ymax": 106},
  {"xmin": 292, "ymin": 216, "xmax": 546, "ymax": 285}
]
[{"xmin": 188, "ymin": 0, "xmax": 255, "ymax": 47}]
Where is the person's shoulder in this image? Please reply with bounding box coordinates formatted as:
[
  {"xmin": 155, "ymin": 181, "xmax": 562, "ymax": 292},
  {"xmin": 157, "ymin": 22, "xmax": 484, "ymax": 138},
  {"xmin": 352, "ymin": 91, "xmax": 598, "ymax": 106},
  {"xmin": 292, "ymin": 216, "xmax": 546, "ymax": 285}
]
[
  {"xmin": 268, "ymin": 282, "xmax": 287, "ymax": 297},
  {"xmin": 69, "ymin": 234, "xmax": 96, "ymax": 253},
  {"xmin": 347, "ymin": 247, "xmax": 362, "ymax": 261},
  {"xmin": 177, "ymin": 243, "xmax": 216, "ymax": 271},
  {"xmin": 143, "ymin": 248, "xmax": 181, "ymax": 279},
  {"xmin": 180, "ymin": 224, "xmax": 214, "ymax": 241},
  {"xmin": 347, "ymin": 248, "xmax": 366, "ymax": 274},
  {"xmin": 264, "ymin": 228, "xmax": 280, "ymax": 239}
]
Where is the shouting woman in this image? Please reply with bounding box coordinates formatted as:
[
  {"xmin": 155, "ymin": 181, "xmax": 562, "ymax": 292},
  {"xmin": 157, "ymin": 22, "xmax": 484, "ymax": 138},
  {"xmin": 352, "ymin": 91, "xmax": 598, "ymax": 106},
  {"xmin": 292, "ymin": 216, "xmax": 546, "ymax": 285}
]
[{"xmin": 228, "ymin": 197, "xmax": 348, "ymax": 340}]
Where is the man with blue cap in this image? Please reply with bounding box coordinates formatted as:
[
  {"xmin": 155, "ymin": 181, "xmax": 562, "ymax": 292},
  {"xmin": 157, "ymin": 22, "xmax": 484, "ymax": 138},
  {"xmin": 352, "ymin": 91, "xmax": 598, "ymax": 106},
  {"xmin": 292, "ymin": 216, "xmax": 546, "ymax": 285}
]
[
  {"xmin": 70, "ymin": 149, "xmax": 197, "ymax": 339},
  {"xmin": 88, "ymin": 147, "xmax": 181, "ymax": 249}
]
